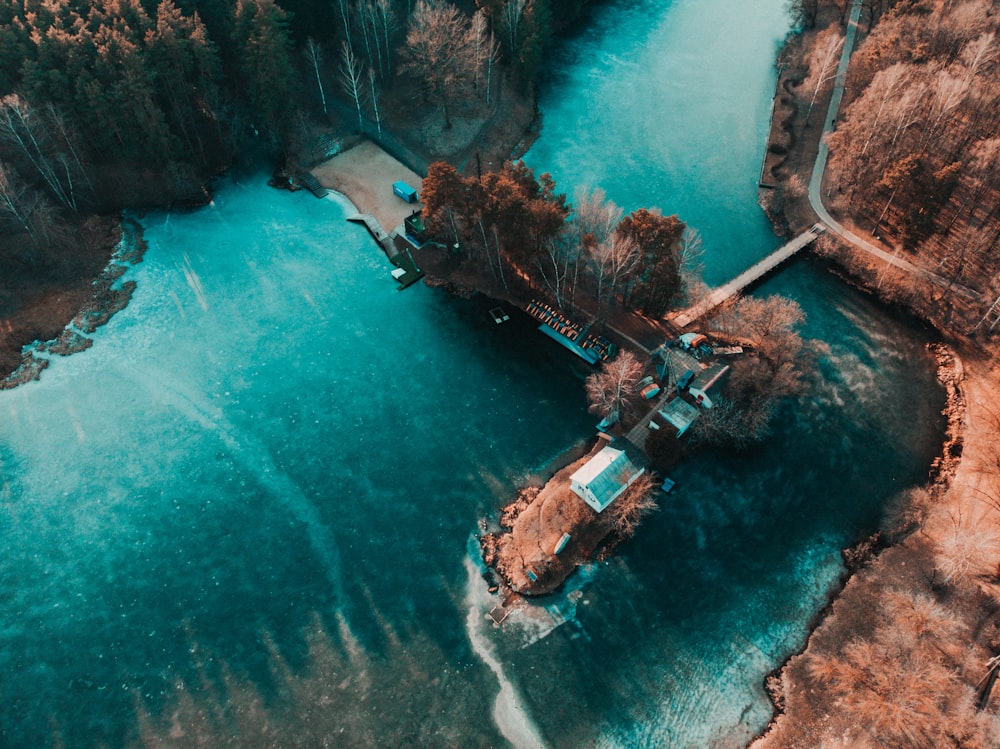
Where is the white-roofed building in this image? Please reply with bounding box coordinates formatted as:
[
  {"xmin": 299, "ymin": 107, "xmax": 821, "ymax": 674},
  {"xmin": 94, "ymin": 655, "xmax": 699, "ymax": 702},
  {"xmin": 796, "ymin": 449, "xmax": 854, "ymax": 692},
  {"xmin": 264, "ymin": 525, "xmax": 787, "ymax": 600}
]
[{"xmin": 569, "ymin": 446, "xmax": 645, "ymax": 513}]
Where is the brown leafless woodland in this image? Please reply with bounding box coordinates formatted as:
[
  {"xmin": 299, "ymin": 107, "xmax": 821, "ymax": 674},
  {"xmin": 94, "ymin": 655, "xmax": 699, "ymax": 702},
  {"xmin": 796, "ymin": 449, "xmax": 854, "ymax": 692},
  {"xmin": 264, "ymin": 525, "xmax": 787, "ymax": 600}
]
[{"xmin": 817, "ymin": 1, "xmax": 1000, "ymax": 332}]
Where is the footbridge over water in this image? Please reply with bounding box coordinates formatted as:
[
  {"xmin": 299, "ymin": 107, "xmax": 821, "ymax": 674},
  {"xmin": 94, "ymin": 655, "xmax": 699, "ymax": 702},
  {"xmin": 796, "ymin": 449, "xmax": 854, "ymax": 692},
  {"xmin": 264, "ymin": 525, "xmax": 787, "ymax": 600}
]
[{"xmin": 669, "ymin": 224, "xmax": 824, "ymax": 328}]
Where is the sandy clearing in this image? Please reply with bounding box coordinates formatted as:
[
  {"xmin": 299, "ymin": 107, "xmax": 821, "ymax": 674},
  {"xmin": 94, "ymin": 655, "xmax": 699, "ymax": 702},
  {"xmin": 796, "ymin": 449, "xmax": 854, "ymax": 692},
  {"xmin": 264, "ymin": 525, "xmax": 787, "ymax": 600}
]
[{"xmin": 310, "ymin": 140, "xmax": 424, "ymax": 233}]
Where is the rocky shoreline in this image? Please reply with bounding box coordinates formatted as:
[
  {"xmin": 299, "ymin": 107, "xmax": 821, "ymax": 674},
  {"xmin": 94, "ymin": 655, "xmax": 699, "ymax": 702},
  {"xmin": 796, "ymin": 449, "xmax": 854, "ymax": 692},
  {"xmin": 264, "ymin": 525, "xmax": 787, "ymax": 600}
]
[
  {"xmin": 1, "ymin": 219, "xmax": 146, "ymax": 390},
  {"xmin": 751, "ymin": 341, "xmax": 969, "ymax": 745},
  {"xmin": 745, "ymin": 3, "xmax": 1000, "ymax": 737},
  {"xmin": 480, "ymin": 444, "xmax": 610, "ymax": 597}
]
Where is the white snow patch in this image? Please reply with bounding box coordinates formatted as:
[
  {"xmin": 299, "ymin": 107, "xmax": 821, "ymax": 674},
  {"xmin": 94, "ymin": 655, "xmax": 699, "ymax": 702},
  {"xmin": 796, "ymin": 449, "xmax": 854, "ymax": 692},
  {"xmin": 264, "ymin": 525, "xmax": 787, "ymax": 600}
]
[{"xmin": 462, "ymin": 557, "xmax": 548, "ymax": 749}]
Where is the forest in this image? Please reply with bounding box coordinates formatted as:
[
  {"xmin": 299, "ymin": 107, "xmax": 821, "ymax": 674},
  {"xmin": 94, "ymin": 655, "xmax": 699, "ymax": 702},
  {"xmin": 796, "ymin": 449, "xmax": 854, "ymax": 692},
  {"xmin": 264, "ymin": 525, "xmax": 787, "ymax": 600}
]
[
  {"xmin": 786, "ymin": 0, "xmax": 1000, "ymax": 333},
  {"xmin": 420, "ymin": 160, "xmax": 693, "ymax": 319},
  {"xmin": 754, "ymin": 1, "xmax": 1000, "ymax": 746},
  {"xmin": 0, "ymin": 0, "xmax": 603, "ymax": 378},
  {"xmin": 0, "ymin": 0, "xmax": 594, "ymax": 235}
]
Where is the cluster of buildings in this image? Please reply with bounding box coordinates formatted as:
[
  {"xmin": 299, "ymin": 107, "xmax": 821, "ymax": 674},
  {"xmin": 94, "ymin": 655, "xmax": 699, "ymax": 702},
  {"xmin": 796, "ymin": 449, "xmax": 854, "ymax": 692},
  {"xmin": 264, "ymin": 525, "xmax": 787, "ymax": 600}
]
[{"xmin": 570, "ymin": 332, "xmax": 738, "ymax": 517}]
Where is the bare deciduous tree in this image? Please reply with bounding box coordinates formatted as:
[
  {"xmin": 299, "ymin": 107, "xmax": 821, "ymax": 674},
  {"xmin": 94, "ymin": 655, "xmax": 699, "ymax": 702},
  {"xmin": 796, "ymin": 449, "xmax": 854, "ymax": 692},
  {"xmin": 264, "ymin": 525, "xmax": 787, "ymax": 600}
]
[
  {"xmin": 355, "ymin": 0, "xmax": 377, "ymax": 74},
  {"xmin": 334, "ymin": 0, "xmax": 351, "ymax": 38},
  {"xmin": 471, "ymin": 10, "xmax": 487, "ymax": 96},
  {"xmin": 693, "ymin": 393, "xmax": 775, "ymax": 449},
  {"xmin": 918, "ymin": 69, "xmax": 969, "ymax": 149},
  {"xmin": 358, "ymin": 0, "xmax": 395, "ymax": 79},
  {"xmin": 367, "ymin": 68, "xmax": 382, "ymax": 136},
  {"xmin": 587, "ymin": 227, "xmax": 638, "ymax": 318},
  {"xmin": 802, "ymin": 26, "xmax": 844, "ymax": 124},
  {"xmin": 584, "ymin": 350, "xmax": 643, "ymax": 419},
  {"xmin": 483, "ymin": 25, "xmax": 500, "ymax": 105},
  {"xmin": 0, "ymin": 160, "xmax": 42, "ymax": 243},
  {"xmin": 401, "ymin": 0, "xmax": 477, "ymax": 129},
  {"xmin": 564, "ymin": 187, "xmax": 622, "ymax": 309},
  {"xmin": 606, "ymin": 471, "xmax": 659, "ymax": 537},
  {"xmin": 697, "ymin": 295, "xmax": 814, "ymax": 448},
  {"xmin": 960, "ymin": 32, "xmax": 996, "ymax": 85},
  {"xmin": 571, "ymin": 187, "xmax": 621, "ymax": 245},
  {"xmin": 934, "ymin": 506, "xmax": 1000, "ymax": 585},
  {"xmin": 304, "ymin": 38, "xmax": 327, "ymax": 115},
  {"xmin": 678, "ymin": 226, "xmax": 706, "ymax": 304},
  {"xmin": 713, "ymin": 294, "xmax": 806, "ymax": 362},
  {"xmin": 858, "ymin": 63, "xmax": 911, "ymax": 158},
  {"xmin": 801, "ymin": 587, "xmax": 983, "ymax": 746},
  {"xmin": 0, "ymin": 94, "xmax": 80, "ymax": 209},
  {"xmin": 601, "ymin": 232, "xmax": 640, "ymax": 312},
  {"xmin": 471, "ymin": 10, "xmax": 500, "ymax": 103},
  {"xmin": 339, "ymin": 41, "xmax": 366, "ymax": 130},
  {"xmin": 887, "ymin": 80, "xmax": 926, "ymax": 151},
  {"xmin": 500, "ymin": 0, "xmax": 526, "ymax": 60},
  {"xmin": 374, "ymin": 0, "xmax": 395, "ymax": 77},
  {"xmin": 971, "ymin": 287, "xmax": 1000, "ymax": 335},
  {"xmin": 536, "ymin": 232, "xmax": 578, "ymax": 309}
]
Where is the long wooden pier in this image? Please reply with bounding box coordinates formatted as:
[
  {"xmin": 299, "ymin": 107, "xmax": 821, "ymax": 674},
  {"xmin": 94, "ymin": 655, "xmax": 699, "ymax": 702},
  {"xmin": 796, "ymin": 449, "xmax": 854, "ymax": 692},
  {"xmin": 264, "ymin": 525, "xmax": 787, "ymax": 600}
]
[{"xmin": 669, "ymin": 224, "xmax": 824, "ymax": 328}]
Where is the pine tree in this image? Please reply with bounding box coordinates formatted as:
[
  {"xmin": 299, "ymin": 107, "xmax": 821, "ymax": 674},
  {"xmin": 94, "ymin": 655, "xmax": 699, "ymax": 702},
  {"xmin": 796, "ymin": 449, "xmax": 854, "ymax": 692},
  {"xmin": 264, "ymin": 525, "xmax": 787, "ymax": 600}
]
[
  {"xmin": 233, "ymin": 0, "xmax": 296, "ymax": 139},
  {"xmin": 146, "ymin": 1, "xmax": 223, "ymax": 164}
]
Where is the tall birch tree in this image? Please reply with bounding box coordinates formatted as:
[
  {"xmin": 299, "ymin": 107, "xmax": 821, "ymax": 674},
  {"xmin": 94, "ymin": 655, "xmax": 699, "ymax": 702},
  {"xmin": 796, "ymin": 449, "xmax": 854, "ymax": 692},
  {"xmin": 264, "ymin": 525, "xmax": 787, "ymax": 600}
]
[
  {"xmin": 304, "ymin": 37, "xmax": 327, "ymax": 115},
  {"xmin": 339, "ymin": 41, "xmax": 365, "ymax": 130},
  {"xmin": 0, "ymin": 94, "xmax": 79, "ymax": 209},
  {"xmin": 0, "ymin": 161, "xmax": 41, "ymax": 242},
  {"xmin": 367, "ymin": 67, "xmax": 382, "ymax": 136},
  {"xmin": 802, "ymin": 26, "xmax": 844, "ymax": 124},
  {"xmin": 585, "ymin": 350, "xmax": 644, "ymax": 419}
]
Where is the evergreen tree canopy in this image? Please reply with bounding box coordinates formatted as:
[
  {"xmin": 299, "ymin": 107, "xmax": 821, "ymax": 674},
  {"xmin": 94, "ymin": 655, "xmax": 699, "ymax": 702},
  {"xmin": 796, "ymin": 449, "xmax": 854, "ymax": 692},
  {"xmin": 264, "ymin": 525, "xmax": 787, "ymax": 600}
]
[
  {"xmin": 617, "ymin": 208, "xmax": 685, "ymax": 316},
  {"xmin": 233, "ymin": 0, "xmax": 296, "ymax": 138}
]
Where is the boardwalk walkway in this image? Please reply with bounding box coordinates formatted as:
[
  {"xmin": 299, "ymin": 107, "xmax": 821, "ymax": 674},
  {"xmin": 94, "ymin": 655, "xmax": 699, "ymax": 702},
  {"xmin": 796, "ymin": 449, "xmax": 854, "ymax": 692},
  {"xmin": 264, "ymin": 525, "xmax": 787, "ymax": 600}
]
[
  {"xmin": 669, "ymin": 224, "xmax": 824, "ymax": 328},
  {"xmin": 297, "ymin": 172, "xmax": 328, "ymax": 198},
  {"xmin": 623, "ymin": 389, "xmax": 674, "ymax": 452},
  {"xmin": 348, "ymin": 213, "xmax": 395, "ymax": 257},
  {"xmin": 347, "ymin": 213, "xmax": 424, "ymax": 288}
]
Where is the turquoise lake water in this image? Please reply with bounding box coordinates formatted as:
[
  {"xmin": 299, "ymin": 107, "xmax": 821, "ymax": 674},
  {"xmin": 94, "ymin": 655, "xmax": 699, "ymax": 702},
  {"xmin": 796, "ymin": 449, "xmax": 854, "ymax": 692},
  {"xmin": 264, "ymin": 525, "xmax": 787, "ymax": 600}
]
[{"xmin": 0, "ymin": 0, "xmax": 946, "ymax": 747}]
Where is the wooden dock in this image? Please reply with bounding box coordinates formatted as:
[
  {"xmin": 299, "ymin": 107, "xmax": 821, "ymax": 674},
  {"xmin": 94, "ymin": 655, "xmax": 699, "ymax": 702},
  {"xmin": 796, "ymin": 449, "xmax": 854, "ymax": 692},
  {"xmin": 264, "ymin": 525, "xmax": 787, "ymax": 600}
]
[
  {"xmin": 389, "ymin": 234, "xmax": 425, "ymax": 288},
  {"xmin": 348, "ymin": 213, "xmax": 395, "ymax": 256},
  {"xmin": 347, "ymin": 213, "xmax": 424, "ymax": 289},
  {"xmin": 669, "ymin": 224, "xmax": 823, "ymax": 328},
  {"xmin": 297, "ymin": 172, "xmax": 328, "ymax": 198},
  {"xmin": 525, "ymin": 300, "xmax": 616, "ymax": 364}
]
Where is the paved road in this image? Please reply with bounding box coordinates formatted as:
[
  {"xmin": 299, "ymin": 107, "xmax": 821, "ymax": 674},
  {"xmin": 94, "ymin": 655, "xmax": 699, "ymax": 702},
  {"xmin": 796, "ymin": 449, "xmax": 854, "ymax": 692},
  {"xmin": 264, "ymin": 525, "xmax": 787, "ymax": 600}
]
[{"xmin": 807, "ymin": 0, "xmax": 978, "ymax": 300}]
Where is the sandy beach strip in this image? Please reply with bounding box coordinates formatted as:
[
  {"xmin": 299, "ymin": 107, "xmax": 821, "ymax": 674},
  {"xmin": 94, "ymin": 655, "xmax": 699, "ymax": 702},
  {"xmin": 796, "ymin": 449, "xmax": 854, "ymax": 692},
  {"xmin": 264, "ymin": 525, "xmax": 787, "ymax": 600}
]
[{"xmin": 310, "ymin": 140, "xmax": 424, "ymax": 233}]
